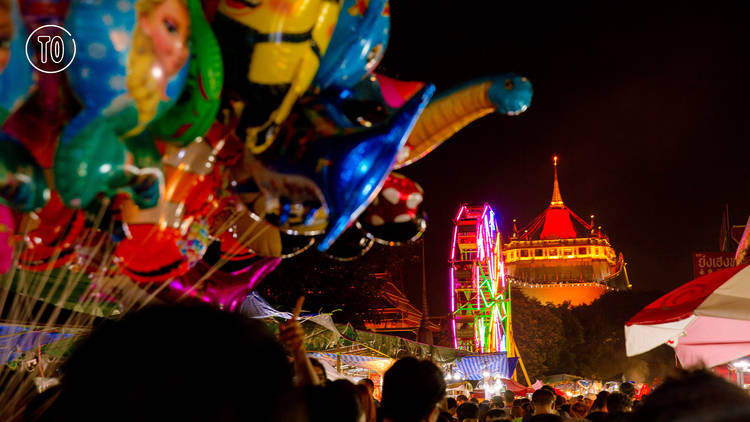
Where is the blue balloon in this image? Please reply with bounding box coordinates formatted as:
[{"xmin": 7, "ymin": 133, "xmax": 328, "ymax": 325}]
[
  {"xmin": 0, "ymin": 1, "xmax": 35, "ymax": 124},
  {"xmin": 314, "ymin": 0, "xmax": 390, "ymax": 91}
]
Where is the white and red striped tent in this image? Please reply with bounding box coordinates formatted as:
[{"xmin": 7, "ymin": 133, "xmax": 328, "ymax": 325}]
[{"xmin": 625, "ymin": 264, "xmax": 750, "ymax": 368}]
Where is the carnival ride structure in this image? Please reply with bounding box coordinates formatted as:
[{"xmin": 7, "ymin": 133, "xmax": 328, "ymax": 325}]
[{"xmin": 449, "ymin": 204, "xmax": 511, "ymax": 354}]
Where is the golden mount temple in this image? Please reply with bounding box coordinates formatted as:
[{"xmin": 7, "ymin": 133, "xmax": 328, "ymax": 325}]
[{"xmin": 503, "ymin": 157, "xmax": 630, "ymax": 306}]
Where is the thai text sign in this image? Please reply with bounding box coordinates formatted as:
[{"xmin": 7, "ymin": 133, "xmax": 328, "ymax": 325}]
[{"xmin": 693, "ymin": 252, "xmax": 736, "ymax": 277}]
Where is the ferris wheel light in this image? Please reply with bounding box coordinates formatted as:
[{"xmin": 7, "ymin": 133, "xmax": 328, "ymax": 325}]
[{"xmin": 449, "ymin": 204, "xmax": 511, "ymax": 354}]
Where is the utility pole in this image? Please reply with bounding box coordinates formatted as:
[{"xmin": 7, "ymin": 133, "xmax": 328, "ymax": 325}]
[{"xmin": 418, "ymin": 236, "xmax": 433, "ymax": 345}]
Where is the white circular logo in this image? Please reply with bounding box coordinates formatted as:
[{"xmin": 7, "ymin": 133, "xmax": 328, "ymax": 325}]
[{"xmin": 25, "ymin": 25, "xmax": 77, "ymax": 74}]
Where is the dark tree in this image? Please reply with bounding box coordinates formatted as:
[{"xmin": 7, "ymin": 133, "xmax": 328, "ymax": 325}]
[
  {"xmin": 510, "ymin": 288, "xmax": 674, "ymax": 383},
  {"xmin": 510, "ymin": 290, "xmax": 566, "ymax": 381}
]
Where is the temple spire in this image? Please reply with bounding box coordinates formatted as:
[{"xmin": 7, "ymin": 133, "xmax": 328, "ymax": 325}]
[{"xmin": 550, "ymin": 156, "xmax": 564, "ymax": 207}]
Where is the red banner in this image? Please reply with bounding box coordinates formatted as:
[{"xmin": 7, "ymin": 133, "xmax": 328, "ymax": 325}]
[{"xmin": 693, "ymin": 252, "xmax": 736, "ymax": 277}]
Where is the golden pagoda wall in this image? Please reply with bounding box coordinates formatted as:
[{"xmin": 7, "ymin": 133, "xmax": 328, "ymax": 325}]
[
  {"xmin": 506, "ymin": 258, "xmax": 613, "ymax": 283},
  {"xmin": 512, "ymin": 284, "xmax": 612, "ymax": 306}
]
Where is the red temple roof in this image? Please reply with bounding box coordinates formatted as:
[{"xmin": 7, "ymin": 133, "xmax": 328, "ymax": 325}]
[
  {"xmin": 539, "ymin": 207, "xmax": 578, "ymax": 239},
  {"xmin": 517, "ymin": 157, "xmax": 595, "ymax": 241}
]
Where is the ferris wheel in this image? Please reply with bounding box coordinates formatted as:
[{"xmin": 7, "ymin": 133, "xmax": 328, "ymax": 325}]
[{"xmin": 449, "ymin": 204, "xmax": 512, "ymax": 353}]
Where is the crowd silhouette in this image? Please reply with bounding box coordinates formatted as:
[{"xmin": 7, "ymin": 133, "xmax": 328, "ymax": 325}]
[{"xmin": 11, "ymin": 303, "xmax": 750, "ymax": 422}]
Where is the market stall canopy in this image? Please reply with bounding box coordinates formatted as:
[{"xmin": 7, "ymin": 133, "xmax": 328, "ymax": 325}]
[
  {"xmin": 501, "ymin": 377, "xmax": 534, "ymax": 395},
  {"xmin": 625, "ymin": 264, "xmax": 750, "ymax": 368},
  {"xmin": 246, "ymin": 292, "xmax": 518, "ymax": 378},
  {"xmin": 456, "ymin": 353, "xmax": 518, "ymax": 380},
  {"xmin": 310, "ymin": 352, "xmax": 393, "ymax": 374}
]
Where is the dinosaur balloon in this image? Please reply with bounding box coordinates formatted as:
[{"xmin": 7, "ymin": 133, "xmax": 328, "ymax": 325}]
[{"xmin": 394, "ymin": 73, "xmax": 532, "ymax": 168}]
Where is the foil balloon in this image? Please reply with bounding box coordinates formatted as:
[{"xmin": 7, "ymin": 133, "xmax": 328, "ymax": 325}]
[
  {"xmin": 314, "ymin": 0, "xmax": 390, "ymax": 91},
  {"xmin": 203, "ymin": 232, "xmax": 257, "ymax": 274},
  {"xmin": 162, "ymin": 239, "xmax": 281, "ymax": 311},
  {"xmin": 148, "ymin": 0, "xmax": 223, "ymax": 145},
  {"xmin": 230, "ymin": 158, "xmax": 329, "ymax": 237},
  {"xmin": 212, "ymin": 0, "xmax": 341, "ymax": 154},
  {"xmin": 0, "ymin": 0, "xmax": 34, "ymax": 124},
  {"xmin": 114, "ymin": 138, "xmax": 221, "ymax": 283},
  {"xmin": 359, "ymin": 172, "xmax": 426, "ymax": 244},
  {"xmin": 17, "ymin": 192, "xmax": 85, "ymax": 271},
  {"xmin": 179, "ymin": 219, "xmax": 211, "ymax": 267},
  {"xmin": 249, "ymin": 84, "xmax": 435, "ymax": 251},
  {"xmin": 19, "ymin": 0, "xmax": 71, "ymax": 27},
  {"xmin": 322, "ymin": 223, "xmax": 374, "ymax": 262},
  {"xmin": 55, "ymin": 0, "xmax": 198, "ymax": 209},
  {"xmin": 0, "ymin": 135, "xmax": 49, "ymax": 211},
  {"xmin": 0, "ymin": 204, "xmax": 12, "ymax": 273},
  {"xmin": 209, "ymin": 201, "xmax": 315, "ymax": 259},
  {"xmin": 1, "ymin": 1, "xmax": 81, "ymax": 212},
  {"xmin": 394, "ymin": 73, "xmax": 533, "ymax": 168}
]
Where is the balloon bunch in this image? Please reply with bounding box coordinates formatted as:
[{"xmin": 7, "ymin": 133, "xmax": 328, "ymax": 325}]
[{"xmin": 0, "ymin": 0, "xmax": 532, "ymax": 312}]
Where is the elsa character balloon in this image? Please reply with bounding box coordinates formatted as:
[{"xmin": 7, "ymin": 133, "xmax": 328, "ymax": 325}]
[
  {"xmin": 55, "ymin": 0, "xmax": 192, "ymax": 209},
  {"xmin": 126, "ymin": 0, "xmax": 190, "ymax": 135},
  {"xmin": 0, "ymin": 0, "xmax": 34, "ymax": 124}
]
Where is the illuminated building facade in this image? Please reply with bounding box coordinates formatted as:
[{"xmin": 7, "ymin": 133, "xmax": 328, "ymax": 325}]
[{"xmin": 503, "ymin": 158, "xmax": 630, "ymax": 306}]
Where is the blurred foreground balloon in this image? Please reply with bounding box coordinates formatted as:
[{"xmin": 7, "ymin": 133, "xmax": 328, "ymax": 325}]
[
  {"xmin": 55, "ymin": 0, "xmax": 198, "ymax": 209},
  {"xmin": 17, "ymin": 192, "xmax": 85, "ymax": 271},
  {"xmin": 114, "ymin": 138, "xmax": 221, "ymax": 283},
  {"xmin": 213, "ymin": 0, "xmax": 341, "ymax": 153},
  {"xmin": 248, "ymin": 84, "xmax": 435, "ymax": 251},
  {"xmin": 209, "ymin": 201, "xmax": 316, "ymax": 259},
  {"xmin": 323, "ymin": 223, "xmax": 374, "ymax": 261},
  {"xmin": 148, "ymin": 0, "xmax": 224, "ymax": 144},
  {"xmin": 314, "ymin": 0, "xmax": 390, "ymax": 92},
  {"xmin": 395, "ymin": 73, "xmax": 533, "ymax": 168},
  {"xmin": 0, "ymin": 135, "xmax": 49, "ymax": 211},
  {"xmin": 0, "ymin": 0, "xmax": 34, "ymax": 124},
  {"xmin": 161, "ymin": 239, "xmax": 281, "ymax": 311},
  {"xmin": 0, "ymin": 204, "xmax": 13, "ymax": 274},
  {"xmin": 359, "ymin": 172, "xmax": 426, "ymax": 244}
]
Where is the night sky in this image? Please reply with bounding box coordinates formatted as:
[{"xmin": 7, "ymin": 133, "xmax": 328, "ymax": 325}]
[{"xmin": 377, "ymin": 1, "xmax": 750, "ymax": 315}]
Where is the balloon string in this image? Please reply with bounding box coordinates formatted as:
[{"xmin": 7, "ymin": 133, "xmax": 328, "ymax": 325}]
[
  {"xmin": 122, "ymin": 164, "xmax": 166, "ymax": 200},
  {"xmin": 37, "ymin": 336, "xmax": 44, "ymax": 378}
]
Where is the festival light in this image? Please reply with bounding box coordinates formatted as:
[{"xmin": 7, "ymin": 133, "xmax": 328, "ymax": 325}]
[{"xmin": 450, "ymin": 204, "xmax": 512, "ymax": 354}]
